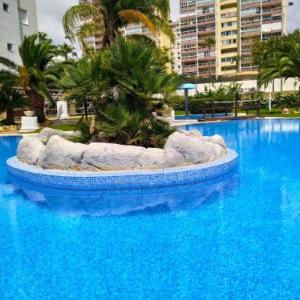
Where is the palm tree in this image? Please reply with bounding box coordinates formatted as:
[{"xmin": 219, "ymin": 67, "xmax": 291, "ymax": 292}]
[
  {"xmin": 0, "ymin": 86, "xmax": 27, "ymax": 125},
  {"xmin": 205, "ymin": 37, "xmax": 215, "ymax": 91},
  {"xmin": 96, "ymin": 103, "xmax": 174, "ymax": 147},
  {"xmin": 63, "ymin": 0, "xmax": 173, "ymax": 48},
  {"xmin": 104, "ymin": 37, "xmax": 183, "ymax": 114},
  {"xmin": 258, "ymin": 37, "xmax": 300, "ymax": 88},
  {"xmin": 0, "ymin": 34, "xmax": 57, "ymax": 123},
  {"xmin": 57, "ymin": 43, "xmax": 77, "ymax": 60},
  {"xmin": 59, "ymin": 54, "xmax": 110, "ymax": 119},
  {"xmin": 232, "ymin": 55, "xmax": 241, "ymax": 73}
]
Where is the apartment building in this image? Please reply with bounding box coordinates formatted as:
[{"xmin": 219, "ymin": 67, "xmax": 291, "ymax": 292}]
[
  {"xmin": 0, "ymin": 0, "xmax": 38, "ymax": 64},
  {"xmin": 178, "ymin": 0, "xmax": 286, "ymax": 79}
]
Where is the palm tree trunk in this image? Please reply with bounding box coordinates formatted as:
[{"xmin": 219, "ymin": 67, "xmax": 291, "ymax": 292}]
[
  {"xmin": 6, "ymin": 108, "xmax": 15, "ymax": 124},
  {"xmin": 84, "ymin": 101, "xmax": 88, "ymax": 120},
  {"xmin": 103, "ymin": 19, "xmax": 116, "ymax": 46},
  {"xmin": 25, "ymin": 90, "xmax": 46, "ymax": 123}
]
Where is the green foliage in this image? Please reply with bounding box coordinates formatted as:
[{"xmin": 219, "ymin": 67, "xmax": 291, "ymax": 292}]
[
  {"xmin": 187, "ymin": 83, "xmax": 242, "ymax": 114},
  {"xmin": 60, "ymin": 54, "xmax": 110, "ymax": 106},
  {"xmin": 95, "ymin": 103, "xmax": 174, "ymax": 148},
  {"xmin": 74, "ymin": 119, "xmax": 91, "ymax": 143},
  {"xmin": 56, "ymin": 43, "xmax": 77, "ymax": 60},
  {"xmin": 271, "ymin": 94, "xmax": 300, "ymax": 109},
  {"xmin": 56, "ymin": 37, "xmax": 182, "ymax": 147},
  {"xmin": 104, "ymin": 37, "xmax": 183, "ymax": 113},
  {"xmin": 254, "ymin": 30, "xmax": 300, "ymax": 87},
  {"xmin": 0, "ymin": 86, "xmax": 28, "ymax": 124}
]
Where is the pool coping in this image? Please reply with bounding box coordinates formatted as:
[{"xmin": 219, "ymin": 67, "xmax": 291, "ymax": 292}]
[{"xmin": 7, "ymin": 150, "xmax": 238, "ymax": 191}]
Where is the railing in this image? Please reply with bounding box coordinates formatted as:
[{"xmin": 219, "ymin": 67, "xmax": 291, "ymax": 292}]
[{"xmin": 186, "ymin": 99, "xmax": 261, "ymax": 119}]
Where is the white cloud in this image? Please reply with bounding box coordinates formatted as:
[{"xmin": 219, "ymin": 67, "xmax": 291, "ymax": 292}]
[{"xmin": 36, "ymin": 0, "xmax": 78, "ymax": 45}]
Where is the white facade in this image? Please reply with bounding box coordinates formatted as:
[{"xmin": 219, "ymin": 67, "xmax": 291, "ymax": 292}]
[
  {"xmin": 0, "ymin": 0, "xmax": 38, "ymax": 64},
  {"xmin": 194, "ymin": 78, "xmax": 300, "ymax": 95}
]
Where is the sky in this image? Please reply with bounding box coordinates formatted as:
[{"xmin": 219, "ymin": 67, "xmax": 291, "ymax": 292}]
[{"xmin": 36, "ymin": 0, "xmax": 300, "ymax": 45}]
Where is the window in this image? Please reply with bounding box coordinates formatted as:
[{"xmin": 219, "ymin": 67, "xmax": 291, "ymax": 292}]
[
  {"xmin": 3, "ymin": 3, "xmax": 9, "ymax": 12},
  {"xmin": 19, "ymin": 9, "xmax": 28, "ymax": 25},
  {"xmin": 7, "ymin": 43, "xmax": 13, "ymax": 52}
]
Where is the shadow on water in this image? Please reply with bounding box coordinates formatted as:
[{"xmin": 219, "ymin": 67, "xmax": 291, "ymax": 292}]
[{"xmin": 8, "ymin": 171, "xmax": 240, "ymax": 217}]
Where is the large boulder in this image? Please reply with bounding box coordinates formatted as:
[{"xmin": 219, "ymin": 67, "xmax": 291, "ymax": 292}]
[
  {"xmin": 81, "ymin": 143, "xmax": 159, "ymax": 171},
  {"xmin": 37, "ymin": 127, "xmax": 79, "ymax": 144},
  {"xmin": 17, "ymin": 137, "xmax": 45, "ymax": 165},
  {"xmin": 38, "ymin": 135, "xmax": 87, "ymax": 170},
  {"xmin": 164, "ymin": 132, "xmax": 227, "ymax": 168}
]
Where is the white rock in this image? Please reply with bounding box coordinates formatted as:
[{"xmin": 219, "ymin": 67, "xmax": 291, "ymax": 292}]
[
  {"xmin": 182, "ymin": 130, "xmax": 226, "ymax": 150},
  {"xmin": 18, "ymin": 130, "xmax": 228, "ymax": 171},
  {"xmin": 183, "ymin": 129, "xmax": 203, "ymax": 139},
  {"xmin": 164, "ymin": 132, "xmax": 226, "ymax": 168},
  {"xmin": 137, "ymin": 148, "xmax": 166, "ymax": 169},
  {"xmin": 81, "ymin": 143, "xmax": 144, "ymax": 171},
  {"xmin": 37, "ymin": 127, "xmax": 79, "ymax": 144},
  {"xmin": 17, "ymin": 137, "xmax": 45, "ymax": 165},
  {"xmin": 38, "ymin": 135, "xmax": 87, "ymax": 170},
  {"xmin": 209, "ymin": 134, "xmax": 227, "ymax": 150}
]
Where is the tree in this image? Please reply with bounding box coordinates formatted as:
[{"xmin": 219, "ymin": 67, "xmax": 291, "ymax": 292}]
[
  {"xmin": 0, "ymin": 34, "xmax": 57, "ymax": 123},
  {"xmin": 104, "ymin": 37, "xmax": 183, "ymax": 114},
  {"xmin": 0, "ymin": 86, "xmax": 27, "ymax": 125},
  {"xmin": 205, "ymin": 37, "xmax": 215, "ymax": 90},
  {"xmin": 63, "ymin": 0, "xmax": 173, "ymax": 48},
  {"xmin": 253, "ymin": 30, "xmax": 300, "ymax": 88},
  {"xmin": 59, "ymin": 37, "xmax": 181, "ymax": 146},
  {"xmin": 57, "ymin": 43, "xmax": 77, "ymax": 60},
  {"xmin": 59, "ymin": 54, "xmax": 110, "ymax": 119},
  {"xmin": 232, "ymin": 55, "xmax": 241, "ymax": 73}
]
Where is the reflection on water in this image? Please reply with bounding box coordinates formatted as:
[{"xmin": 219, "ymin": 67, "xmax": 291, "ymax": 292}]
[
  {"xmin": 261, "ymin": 119, "xmax": 300, "ymax": 133},
  {"xmin": 9, "ymin": 172, "xmax": 239, "ymax": 217}
]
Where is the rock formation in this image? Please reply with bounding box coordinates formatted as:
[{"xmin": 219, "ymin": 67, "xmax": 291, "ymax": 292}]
[{"xmin": 17, "ymin": 129, "xmax": 228, "ymax": 171}]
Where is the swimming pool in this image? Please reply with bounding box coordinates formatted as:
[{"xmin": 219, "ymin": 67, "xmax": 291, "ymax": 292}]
[
  {"xmin": 175, "ymin": 113, "xmax": 233, "ymax": 120},
  {"xmin": 1, "ymin": 119, "xmax": 300, "ymax": 299}
]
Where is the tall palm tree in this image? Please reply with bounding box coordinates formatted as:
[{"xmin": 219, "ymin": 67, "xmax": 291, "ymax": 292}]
[
  {"xmin": 0, "ymin": 34, "xmax": 57, "ymax": 123},
  {"xmin": 63, "ymin": 0, "xmax": 173, "ymax": 48},
  {"xmin": 205, "ymin": 37, "xmax": 215, "ymax": 91},
  {"xmin": 232, "ymin": 55, "xmax": 241, "ymax": 73},
  {"xmin": 258, "ymin": 38, "xmax": 300, "ymax": 88}
]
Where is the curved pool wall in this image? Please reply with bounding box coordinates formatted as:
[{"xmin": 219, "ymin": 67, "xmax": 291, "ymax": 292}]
[
  {"xmin": 9, "ymin": 171, "xmax": 240, "ymax": 216},
  {"xmin": 7, "ymin": 150, "xmax": 237, "ymax": 192}
]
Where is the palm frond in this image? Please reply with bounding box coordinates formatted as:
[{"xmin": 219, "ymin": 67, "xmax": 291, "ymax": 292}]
[
  {"xmin": 63, "ymin": 3, "xmax": 100, "ymax": 42},
  {"xmin": 0, "ymin": 57, "xmax": 18, "ymax": 71},
  {"xmin": 118, "ymin": 9, "xmax": 156, "ymax": 34}
]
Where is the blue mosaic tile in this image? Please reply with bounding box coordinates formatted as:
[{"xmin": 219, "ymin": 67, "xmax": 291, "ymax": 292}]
[{"xmin": 6, "ymin": 150, "xmax": 238, "ymax": 192}]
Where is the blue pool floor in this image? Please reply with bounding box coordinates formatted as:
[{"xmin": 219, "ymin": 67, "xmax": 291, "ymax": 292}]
[{"xmin": 1, "ymin": 119, "xmax": 300, "ymax": 299}]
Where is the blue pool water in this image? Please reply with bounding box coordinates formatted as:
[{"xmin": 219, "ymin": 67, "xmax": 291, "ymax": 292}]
[
  {"xmin": 175, "ymin": 113, "xmax": 233, "ymax": 120},
  {"xmin": 2, "ymin": 119, "xmax": 300, "ymax": 299}
]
